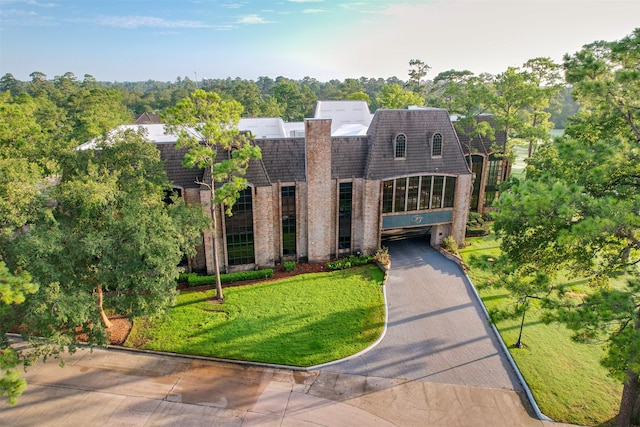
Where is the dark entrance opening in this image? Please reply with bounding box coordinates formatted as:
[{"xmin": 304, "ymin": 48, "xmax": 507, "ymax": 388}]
[{"xmin": 381, "ymin": 226, "xmax": 432, "ymax": 245}]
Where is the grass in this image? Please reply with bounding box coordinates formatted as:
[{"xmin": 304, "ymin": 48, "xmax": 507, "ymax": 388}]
[
  {"xmin": 125, "ymin": 265, "xmax": 385, "ymax": 367},
  {"xmin": 460, "ymin": 232, "xmax": 621, "ymax": 426}
]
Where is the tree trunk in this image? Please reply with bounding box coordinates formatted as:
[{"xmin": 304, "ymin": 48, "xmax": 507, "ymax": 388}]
[
  {"xmin": 617, "ymin": 369, "xmax": 639, "ymax": 427},
  {"xmin": 211, "ymin": 203, "xmax": 224, "ymax": 301},
  {"xmin": 618, "ymin": 313, "xmax": 640, "ymax": 427},
  {"xmin": 96, "ymin": 284, "xmax": 112, "ymax": 329},
  {"xmin": 209, "ymin": 173, "xmax": 224, "ymax": 301}
]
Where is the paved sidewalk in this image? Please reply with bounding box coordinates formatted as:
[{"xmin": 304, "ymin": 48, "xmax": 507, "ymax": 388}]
[{"xmin": 0, "ymin": 344, "xmax": 573, "ymax": 427}]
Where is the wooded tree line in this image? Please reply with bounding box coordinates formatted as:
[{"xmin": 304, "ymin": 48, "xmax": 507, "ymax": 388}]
[{"xmin": 0, "ymin": 61, "xmax": 577, "ymax": 128}]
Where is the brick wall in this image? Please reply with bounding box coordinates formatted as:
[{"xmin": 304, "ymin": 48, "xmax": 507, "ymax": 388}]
[
  {"xmin": 361, "ymin": 179, "xmax": 382, "ymax": 255},
  {"xmin": 305, "ymin": 119, "xmax": 334, "ymax": 262},
  {"xmin": 451, "ymin": 173, "xmax": 472, "ymax": 244},
  {"xmin": 253, "ymin": 185, "xmax": 275, "ymax": 268}
]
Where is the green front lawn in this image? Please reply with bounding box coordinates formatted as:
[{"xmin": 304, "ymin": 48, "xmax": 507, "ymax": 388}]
[
  {"xmin": 460, "ymin": 232, "xmax": 621, "ymax": 426},
  {"xmin": 125, "ymin": 265, "xmax": 385, "ymax": 367}
]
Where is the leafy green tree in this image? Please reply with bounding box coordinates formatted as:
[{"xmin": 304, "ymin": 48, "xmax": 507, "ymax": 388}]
[
  {"xmin": 376, "ymin": 83, "xmax": 424, "ymax": 109},
  {"xmin": 493, "ymin": 29, "xmax": 640, "ymax": 427},
  {"xmin": 163, "ymin": 89, "xmax": 262, "ymax": 300},
  {"xmin": 271, "ymin": 78, "xmax": 317, "ymax": 121},
  {"xmin": 406, "ymin": 58, "xmax": 431, "ymax": 95},
  {"xmin": 520, "ymin": 58, "xmax": 564, "ymax": 156},
  {"xmin": 64, "ymin": 87, "xmax": 132, "ymax": 143},
  {"xmin": 0, "ymin": 73, "xmax": 24, "ymax": 96},
  {"xmin": 0, "ymin": 262, "xmax": 37, "ymax": 405},
  {"xmin": 1, "ymin": 130, "xmax": 206, "ymax": 402}
]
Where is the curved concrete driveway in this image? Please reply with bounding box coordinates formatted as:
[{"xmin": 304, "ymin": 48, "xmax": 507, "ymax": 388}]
[
  {"xmin": 320, "ymin": 237, "xmax": 522, "ymax": 390},
  {"xmin": 2, "ymin": 239, "xmax": 567, "ymax": 427}
]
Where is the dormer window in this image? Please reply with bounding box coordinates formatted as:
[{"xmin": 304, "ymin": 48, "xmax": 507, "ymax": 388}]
[
  {"xmin": 394, "ymin": 134, "xmax": 406, "ymax": 159},
  {"xmin": 432, "ymin": 133, "xmax": 443, "ymax": 157}
]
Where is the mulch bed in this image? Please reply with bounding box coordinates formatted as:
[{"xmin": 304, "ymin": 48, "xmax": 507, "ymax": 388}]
[{"xmin": 108, "ymin": 262, "xmax": 327, "ymax": 345}]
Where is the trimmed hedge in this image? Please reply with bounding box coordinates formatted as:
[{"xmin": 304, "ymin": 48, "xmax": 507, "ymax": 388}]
[
  {"xmin": 178, "ymin": 269, "xmax": 274, "ymax": 287},
  {"xmin": 326, "ymin": 254, "xmax": 372, "ymax": 271}
]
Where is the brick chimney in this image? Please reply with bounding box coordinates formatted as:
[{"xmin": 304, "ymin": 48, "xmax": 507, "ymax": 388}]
[{"xmin": 305, "ymin": 119, "xmax": 332, "ymax": 262}]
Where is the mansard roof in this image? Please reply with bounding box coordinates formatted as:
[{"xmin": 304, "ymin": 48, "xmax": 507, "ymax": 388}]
[
  {"xmin": 364, "ymin": 108, "xmax": 471, "ymax": 180},
  {"xmin": 332, "ymin": 136, "xmax": 369, "ymax": 179},
  {"xmin": 255, "ymin": 138, "xmax": 306, "ymax": 183},
  {"xmin": 155, "ymin": 143, "xmax": 204, "ymax": 189}
]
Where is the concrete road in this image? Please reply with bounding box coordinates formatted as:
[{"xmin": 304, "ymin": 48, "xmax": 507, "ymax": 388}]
[{"xmin": 0, "ymin": 344, "xmax": 570, "ymax": 427}]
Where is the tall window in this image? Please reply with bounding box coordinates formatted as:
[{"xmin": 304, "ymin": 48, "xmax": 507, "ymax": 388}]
[
  {"xmin": 281, "ymin": 186, "xmax": 296, "ymax": 256},
  {"xmin": 484, "ymin": 156, "xmax": 500, "ymax": 208},
  {"xmin": 470, "ymin": 156, "xmax": 483, "ymax": 211},
  {"xmin": 444, "ymin": 177, "xmax": 457, "ymax": 208},
  {"xmin": 394, "ymin": 177, "xmax": 406, "ymax": 212},
  {"xmin": 432, "ymin": 133, "xmax": 443, "ymax": 157},
  {"xmin": 419, "ymin": 176, "xmax": 432, "ymax": 209},
  {"xmin": 338, "ymin": 182, "xmax": 352, "ymax": 249},
  {"xmin": 431, "ymin": 176, "xmax": 444, "ymax": 208},
  {"xmin": 394, "ymin": 134, "xmax": 406, "ymax": 159},
  {"xmin": 407, "ymin": 176, "xmax": 419, "ymax": 211},
  {"xmin": 382, "ymin": 180, "xmax": 393, "ymax": 213},
  {"xmin": 226, "ymin": 188, "xmax": 254, "ymax": 265}
]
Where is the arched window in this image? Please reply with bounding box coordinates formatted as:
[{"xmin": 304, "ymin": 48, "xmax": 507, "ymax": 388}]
[
  {"xmin": 394, "ymin": 134, "xmax": 406, "ymax": 159},
  {"xmin": 432, "ymin": 133, "xmax": 443, "ymax": 157}
]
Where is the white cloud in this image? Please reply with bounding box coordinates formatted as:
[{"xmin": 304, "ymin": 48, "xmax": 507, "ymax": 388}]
[
  {"xmin": 0, "ymin": 8, "xmax": 37, "ymax": 15},
  {"xmin": 302, "ymin": 8, "xmax": 326, "ymax": 13},
  {"xmin": 237, "ymin": 14, "xmax": 273, "ymax": 24},
  {"xmin": 94, "ymin": 15, "xmax": 211, "ymax": 29},
  {"xmin": 289, "ymin": 0, "xmax": 324, "ymax": 3},
  {"xmin": 0, "ymin": 0, "xmax": 56, "ymax": 7}
]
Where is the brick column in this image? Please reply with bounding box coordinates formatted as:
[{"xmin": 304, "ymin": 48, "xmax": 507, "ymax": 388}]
[{"xmin": 305, "ymin": 119, "xmax": 333, "ymax": 262}]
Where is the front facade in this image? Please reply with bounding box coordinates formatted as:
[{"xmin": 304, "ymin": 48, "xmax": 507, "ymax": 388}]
[{"xmin": 157, "ymin": 107, "xmax": 473, "ymax": 274}]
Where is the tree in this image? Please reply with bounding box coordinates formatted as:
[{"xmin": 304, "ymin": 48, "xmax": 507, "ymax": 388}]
[
  {"xmin": 406, "ymin": 59, "xmax": 431, "ymax": 95},
  {"xmin": 493, "ymin": 29, "xmax": 640, "ymax": 427},
  {"xmin": 163, "ymin": 90, "xmax": 262, "ymax": 301},
  {"xmin": 0, "ymin": 262, "xmax": 37, "ymax": 405},
  {"xmin": 376, "ymin": 83, "xmax": 424, "ymax": 109},
  {"xmin": 271, "ymin": 78, "xmax": 317, "ymax": 121},
  {"xmin": 520, "ymin": 58, "xmax": 563, "ymax": 156},
  {"xmin": 1, "ymin": 130, "xmax": 206, "ymax": 400}
]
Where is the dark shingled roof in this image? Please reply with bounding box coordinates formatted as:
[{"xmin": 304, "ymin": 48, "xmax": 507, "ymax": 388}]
[
  {"xmin": 156, "ymin": 144, "xmax": 204, "ymax": 189},
  {"xmin": 332, "ymin": 136, "xmax": 368, "ymax": 179},
  {"xmin": 456, "ymin": 114, "xmax": 506, "ymax": 155},
  {"xmin": 364, "ymin": 109, "xmax": 471, "ymax": 180},
  {"xmin": 256, "ymin": 138, "xmax": 307, "ymax": 183},
  {"xmin": 134, "ymin": 112, "xmax": 162, "ymax": 124}
]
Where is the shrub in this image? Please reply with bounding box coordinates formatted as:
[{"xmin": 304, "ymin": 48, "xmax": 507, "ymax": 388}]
[
  {"xmin": 326, "ymin": 254, "xmax": 372, "ymax": 271},
  {"xmin": 177, "ymin": 272, "xmax": 196, "ymax": 284},
  {"xmin": 373, "ymin": 247, "xmax": 390, "ymax": 267},
  {"xmin": 442, "ymin": 236, "xmax": 459, "ymax": 254},
  {"xmin": 283, "ymin": 261, "xmax": 296, "ymax": 272},
  {"xmin": 466, "ymin": 212, "xmax": 490, "ymax": 237},
  {"xmin": 185, "ymin": 269, "xmax": 274, "ymax": 287}
]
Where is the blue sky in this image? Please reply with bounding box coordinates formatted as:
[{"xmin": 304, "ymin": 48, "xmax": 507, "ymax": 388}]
[{"xmin": 1, "ymin": 0, "xmax": 638, "ymax": 83}]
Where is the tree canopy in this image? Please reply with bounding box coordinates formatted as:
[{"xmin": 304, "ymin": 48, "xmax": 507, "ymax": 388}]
[{"xmin": 493, "ymin": 28, "xmax": 640, "ymax": 427}]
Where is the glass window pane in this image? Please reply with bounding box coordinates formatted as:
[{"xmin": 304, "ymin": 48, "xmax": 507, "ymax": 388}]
[
  {"xmin": 394, "ymin": 178, "xmax": 406, "ymax": 212},
  {"xmin": 419, "ymin": 176, "xmax": 432, "ymax": 209}
]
